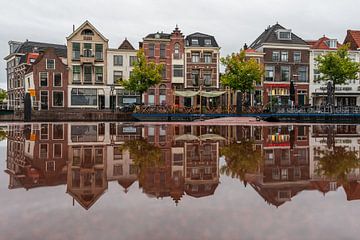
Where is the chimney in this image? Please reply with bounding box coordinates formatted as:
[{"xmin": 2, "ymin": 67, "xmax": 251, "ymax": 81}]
[{"xmin": 73, "ymin": 25, "xmax": 75, "ymax": 32}]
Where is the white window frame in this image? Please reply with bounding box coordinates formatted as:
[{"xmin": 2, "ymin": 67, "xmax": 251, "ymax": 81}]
[
  {"xmin": 46, "ymin": 59, "xmax": 55, "ymax": 70},
  {"xmin": 40, "ymin": 123, "xmax": 49, "ymax": 140},
  {"xmin": 52, "ymin": 90, "xmax": 64, "ymax": 107},
  {"xmin": 39, "ymin": 143, "xmax": 49, "ymax": 159},
  {"xmin": 53, "ymin": 72, "xmax": 63, "ymax": 87},
  {"xmin": 191, "ymin": 39, "xmax": 199, "ymax": 45},
  {"xmin": 45, "ymin": 160, "xmax": 56, "ymax": 172},
  {"xmin": 40, "ymin": 90, "xmax": 49, "ymax": 110},
  {"xmin": 52, "ymin": 124, "xmax": 64, "ymax": 140},
  {"xmin": 53, "ymin": 143, "xmax": 63, "ymax": 158},
  {"xmin": 39, "ymin": 72, "xmax": 48, "ymax": 87}
]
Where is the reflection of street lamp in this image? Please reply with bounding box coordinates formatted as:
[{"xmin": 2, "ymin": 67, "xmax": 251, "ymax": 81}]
[{"xmin": 109, "ymin": 84, "xmax": 115, "ymax": 112}]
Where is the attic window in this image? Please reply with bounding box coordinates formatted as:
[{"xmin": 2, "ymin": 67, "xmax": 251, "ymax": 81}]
[
  {"xmin": 326, "ymin": 39, "xmax": 337, "ymax": 48},
  {"xmin": 204, "ymin": 39, "xmax": 211, "ymax": 45},
  {"xmin": 155, "ymin": 33, "xmax": 161, "ymax": 39},
  {"xmin": 81, "ymin": 29, "xmax": 94, "ymax": 36},
  {"xmin": 277, "ymin": 30, "xmax": 292, "ymax": 40},
  {"xmin": 191, "ymin": 39, "xmax": 199, "ymax": 45}
]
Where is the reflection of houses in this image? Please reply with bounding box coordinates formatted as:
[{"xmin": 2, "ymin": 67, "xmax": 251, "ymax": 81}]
[
  {"xmin": 244, "ymin": 125, "xmax": 311, "ymax": 207},
  {"xmin": 67, "ymin": 123, "xmax": 108, "ymax": 209},
  {"xmin": 5, "ymin": 123, "xmax": 68, "ymax": 190}
]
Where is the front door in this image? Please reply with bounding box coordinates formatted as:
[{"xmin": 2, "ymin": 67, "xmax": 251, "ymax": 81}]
[
  {"xmin": 98, "ymin": 95, "xmax": 105, "ymax": 109},
  {"xmin": 110, "ymin": 96, "xmax": 116, "ymax": 110}
]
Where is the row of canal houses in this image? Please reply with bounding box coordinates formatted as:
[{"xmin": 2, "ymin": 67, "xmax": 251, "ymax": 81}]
[
  {"xmin": 5, "ymin": 123, "xmax": 360, "ymax": 209},
  {"xmin": 5, "ymin": 21, "xmax": 360, "ymax": 111}
]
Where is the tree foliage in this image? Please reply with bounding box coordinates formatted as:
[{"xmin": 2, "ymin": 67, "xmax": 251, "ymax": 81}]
[
  {"xmin": 220, "ymin": 50, "xmax": 263, "ymax": 93},
  {"xmin": 315, "ymin": 44, "xmax": 360, "ymax": 86},
  {"xmin": 0, "ymin": 89, "xmax": 7, "ymax": 103},
  {"xmin": 119, "ymin": 49, "xmax": 163, "ymax": 95},
  {"xmin": 316, "ymin": 146, "xmax": 360, "ymax": 182},
  {"xmin": 120, "ymin": 138, "xmax": 164, "ymax": 181},
  {"xmin": 220, "ymin": 139, "xmax": 262, "ymax": 181}
]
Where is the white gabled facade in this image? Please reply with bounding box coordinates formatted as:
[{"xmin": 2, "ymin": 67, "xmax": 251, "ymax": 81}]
[{"xmin": 308, "ymin": 36, "xmax": 360, "ymax": 107}]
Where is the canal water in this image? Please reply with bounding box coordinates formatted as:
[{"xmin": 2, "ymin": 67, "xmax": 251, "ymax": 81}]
[{"xmin": 1, "ymin": 123, "xmax": 360, "ymax": 240}]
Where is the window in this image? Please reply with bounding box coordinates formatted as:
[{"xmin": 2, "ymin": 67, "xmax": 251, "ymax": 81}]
[
  {"xmin": 278, "ymin": 30, "xmax": 291, "ymax": 40},
  {"xmin": 53, "ymin": 144, "xmax": 62, "ymax": 158},
  {"xmin": 160, "ymin": 44, "xmax": 166, "ymax": 58},
  {"xmin": 113, "ymin": 165, "xmax": 123, "ymax": 176},
  {"xmin": 114, "ymin": 71, "xmax": 123, "ymax": 83},
  {"xmin": 265, "ymin": 66, "xmax": 274, "ymax": 81},
  {"xmin": 161, "ymin": 65, "xmax": 166, "ymax": 79},
  {"xmin": 294, "ymin": 52, "xmax": 301, "ymax": 62},
  {"xmin": 53, "ymin": 73, "xmax": 62, "ymax": 87},
  {"xmin": 272, "ymin": 51, "xmax": 280, "ymax": 62},
  {"xmin": 159, "ymin": 85, "xmax": 166, "ymax": 105},
  {"xmin": 281, "ymin": 169, "xmax": 288, "ymax": 180},
  {"xmin": 148, "ymin": 89, "xmax": 155, "ymax": 105},
  {"xmin": 71, "ymin": 88, "xmax": 97, "ymax": 106},
  {"xmin": 174, "ymin": 43, "xmax": 180, "ymax": 59},
  {"xmin": 40, "ymin": 72, "xmax": 48, "ymax": 87},
  {"xmin": 83, "ymin": 43, "xmax": 92, "ymax": 57},
  {"xmin": 72, "ymin": 43, "xmax": 80, "ymax": 60},
  {"xmin": 46, "ymin": 59, "xmax": 55, "ymax": 69},
  {"xmin": 46, "ymin": 161, "xmax": 55, "ymax": 172},
  {"xmin": 53, "ymin": 124, "xmax": 64, "ymax": 140},
  {"xmin": 281, "ymin": 52, "xmax": 288, "ymax": 62},
  {"xmin": 173, "ymin": 65, "xmax": 183, "ymax": 77},
  {"xmin": 84, "ymin": 65, "xmax": 92, "ymax": 83},
  {"xmin": 327, "ymin": 39, "xmax": 337, "ymax": 48},
  {"xmin": 129, "ymin": 56, "xmax": 137, "ymax": 66},
  {"xmin": 113, "ymin": 55, "xmax": 123, "ymax": 66},
  {"xmin": 95, "ymin": 44, "xmax": 103, "ymax": 60},
  {"xmin": 192, "ymin": 52, "xmax": 200, "ymax": 63},
  {"xmin": 40, "ymin": 144, "xmax": 48, "ymax": 158},
  {"xmin": 95, "ymin": 66, "xmax": 103, "ymax": 83},
  {"xmin": 204, "ymin": 71, "xmax": 212, "ymax": 86},
  {"xmin": 191, "ymin": 70, "xmax": 200, "ymax": 86},
  {"xmin": 41, "ymin": 124, "xmax": 49, "ymax": 140},
  {"xmin": 81, "ymin": 29, "xmax": 94, "ymax": 35},
  {"xmin": 73, "ymin": 65, "xmax": 80, "ymax": 82},
  {"xmin": 204, "ymin": 39, "xmax": 211, "ymax": 45},
  {"xmin": 191, "ymin": 39, "xmax": 199, "ymax": 45},
  {"xmin": 204, "ymin": 52, "xmax": 212, "ymax": 63},
  {"xmin": 53, "ymin": 91, "xmax": 64, "ymax": 107},
  {"xmin": 281, "ymin": 66, "xmax": 290, "ymax": 81},
  {"xmin": 313, "ymin": 69, "xmax": 321, "ymax": 82},
  {"xmin": 129, "ymin": 164, "xmax": 138, "ymax": 175},
  {"xmin": 40, "ymin": 91, "xmax": 48, "ymax": 110},
  {"xmin": 298, "ymin": 66, "xmax": 308, "ymax": 82},
  {"xmin": 149, "ymin": 43, "xmax": 155, "ymax": 57}
]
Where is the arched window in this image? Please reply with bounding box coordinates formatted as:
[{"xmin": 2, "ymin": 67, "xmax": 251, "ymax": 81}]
[
  {"xmin": 174, "ymin": 43, "xmax": 180, "ymax": 59},
  {"xmin": 81, "ymin": 29, "xmax": 94, "ymax": 36}
]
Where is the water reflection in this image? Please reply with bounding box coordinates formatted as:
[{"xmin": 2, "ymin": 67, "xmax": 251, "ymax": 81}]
[{"xmin": 4, "ymin": 123, "xmax": 360, "ymax": 209}]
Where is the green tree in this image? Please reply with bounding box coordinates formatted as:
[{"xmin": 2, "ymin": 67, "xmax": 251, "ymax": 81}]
[
  {"xmin": 119, "ymin": 49, "xmax": 163, "ymax": 101},
  {"xmin": 221, "ymin": 50, "xmax": 263, "ymax": 112},
  {"xmin": 315, "ymin": 44, "xmax": 360, "ymax": 107},
  {"xmin": 220, "ymin": 139, "xmax": 262, "ymax": 181},
  {"xmin": 0, "ymin": 89, "xmax": 7, "ymax": 103}
]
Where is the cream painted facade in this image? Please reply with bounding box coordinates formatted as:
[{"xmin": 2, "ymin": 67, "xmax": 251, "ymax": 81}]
[
  {"xmin": 107, "ymin": 48, "xmax": 136, "ymax": 85},
  {"xmin": 66, "ymin": 21, "xmax": 110, "ymax": 109}
]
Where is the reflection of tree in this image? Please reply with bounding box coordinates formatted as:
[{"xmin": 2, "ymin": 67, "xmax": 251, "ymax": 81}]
[
  {"xmin": 0, "ymin": 128, "xmax": 7, "ymax": 141},
  {"xmin": 220, "ymin": 139, "xmax": 262, "ymax": 181},
  {"xmin": 120, "ymin": 139, "xmax": 163, "ymax": 180},
  {"xmin": 316, "ymin": 146, "xmax": 360, "ymax": 182}
]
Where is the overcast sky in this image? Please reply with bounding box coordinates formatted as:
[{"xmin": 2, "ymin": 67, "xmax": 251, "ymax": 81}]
[{"xmin": 1, "ymin": 0, "xmax": 360, "ymax": 89}]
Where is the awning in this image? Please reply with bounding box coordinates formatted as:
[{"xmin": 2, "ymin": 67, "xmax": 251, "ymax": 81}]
[
  {"xmin": 174, "ymin": 91, "xmax": 226, "ymax": 98},
  {"xmin": 175, "ymin": 134, "xmax": 226, "ymax": 141}
]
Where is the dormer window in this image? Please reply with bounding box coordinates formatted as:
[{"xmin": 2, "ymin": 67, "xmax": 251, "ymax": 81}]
[
  {"xmin": 191, "ymin": 38, "xmax": 199, "ymax": 45},
  {"xmin": 277, "ymin": 30, "xmax": 292, "ymax": 40},
  {"xmin": 155, "ymin": 33, "xmax": 160, "ymax": 39},
  {"xmin": 326, "ymin": 39, "xmax": 337, "ymax": 48},
  {"xmin": 204, "ymin": 39, "xmax": 211, "ymax": 46},
  {"xmin": 81, "ymin": 29, "xmax": 94, "ymax": 36}
]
